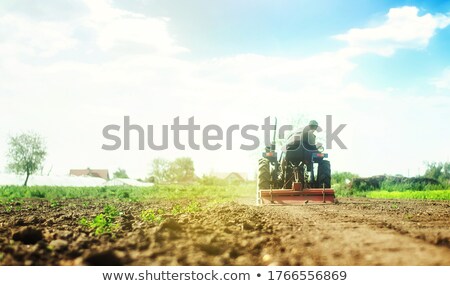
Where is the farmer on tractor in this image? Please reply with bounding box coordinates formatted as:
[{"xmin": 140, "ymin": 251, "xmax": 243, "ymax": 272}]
[
  {"xmin": 257, "ymin": 117, "xmax": 334, "ymax": 204},
  {"xmin": 284, "ymin": 120, "xmax": 322, "ymax": 153},
  {"xmin": 280, "ymin": 119, "xmax": 328, "ymax": 187}
]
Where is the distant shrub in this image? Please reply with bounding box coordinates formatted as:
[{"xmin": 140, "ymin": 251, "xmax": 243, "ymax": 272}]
[
  {"xmin": 351, "ymin": 176, "xmax": 442, "ymax": 192},
  {"xmin": 351, "ymin": 176, "xmax": 385, "ymax": 191},
  {"xmin": 331, "ymin": 171, "xmax": 359, "ymax": 185}
]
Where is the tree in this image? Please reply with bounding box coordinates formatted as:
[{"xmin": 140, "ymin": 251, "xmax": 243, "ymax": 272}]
[
  {"xmin": 167, "ymin": 157, "xmax": 195, "ymax": 183},
  {"xmin": 149, "ymin": 157, "xmax": 195, "ymax": 184},
  {"xmin": 7, "ymin": 133, "xmax": 47, "ymax": 186},
  {"xmin": 113, "ymin": 168, "xmax": 129, "ymax": 179},
  {"xmin": 150, "ymin": 158, "xmax": 171, "ymax": 183},
  {"xmin": 425, "ymin": 162, "xmax": 450, "ymax": 182}
]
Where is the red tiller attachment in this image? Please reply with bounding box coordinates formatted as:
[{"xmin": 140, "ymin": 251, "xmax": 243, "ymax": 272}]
[{"xmin": 257, "ymin": 182, "xmax": 336, "ymax": 205}]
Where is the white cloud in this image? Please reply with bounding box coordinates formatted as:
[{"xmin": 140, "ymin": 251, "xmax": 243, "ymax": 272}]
[
  {"xmin": 199, "ymin": 52, "xmax": 355, "ymax": 91},
  {"xmin": 82, "ymin": 0, "xmax": 188, "ymax": 55},
  {"xmin": 431, "ymin": 68, "xmax": 450, "ymax": 90},
  {"xmin": 0, "ymin": 0, "xmax": 187, "ymax": 60},
  {"xmin": 0, "ymin": 14, "xmax": 77, "ymax": 57},
  {"xmin": 334, "ymin": 6, "xmax": 450, "ymax": 56}
]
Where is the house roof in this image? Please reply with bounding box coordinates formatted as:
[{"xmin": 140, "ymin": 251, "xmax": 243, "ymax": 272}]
[
  {"xmin": 70, "ymin": 169, "xmax": 110, "ymax": 180},
  {"xmin": 210, "ymin": 172, "xmax": 247, "ymax": 181}
]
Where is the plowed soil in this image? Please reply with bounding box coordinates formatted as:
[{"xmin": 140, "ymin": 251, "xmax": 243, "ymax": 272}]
[{"xmin": 1, "ymin": 198, "xmax": 449, "ymax": 265}]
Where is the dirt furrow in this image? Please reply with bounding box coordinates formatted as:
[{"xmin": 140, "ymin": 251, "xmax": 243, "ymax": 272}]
[
  {"xmin": 260, "ymin": 199, "xmax": 450, "ymax": 265},
  {"xmin": 1, "ymin": 198, "xmax": 449, "ymax": 265}
]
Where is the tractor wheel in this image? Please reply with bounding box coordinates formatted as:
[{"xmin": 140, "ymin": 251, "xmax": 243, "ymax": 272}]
[
  {"xmin": 258, "ymin": 158, "xmax": 271, "ymax": 190},
  {"xmin": 317, "ymin": 160, "xmax": 331, "ymax": 188}
]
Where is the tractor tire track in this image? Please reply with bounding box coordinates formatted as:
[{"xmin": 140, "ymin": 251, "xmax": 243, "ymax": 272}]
[{"xmin": 259, "ymin": 198, "xmax": 450, "ymax": 265}]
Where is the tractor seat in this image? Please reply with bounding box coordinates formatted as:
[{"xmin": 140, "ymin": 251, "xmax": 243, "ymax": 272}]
[{"xmin": 284, "ymin": 141, "xmax": 310, "ymax": 165}]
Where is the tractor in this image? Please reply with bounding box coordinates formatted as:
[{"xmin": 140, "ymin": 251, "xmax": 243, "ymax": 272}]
[{"xmin": 257, "ymin": 119, "xmax": 335, "ymax": 205}]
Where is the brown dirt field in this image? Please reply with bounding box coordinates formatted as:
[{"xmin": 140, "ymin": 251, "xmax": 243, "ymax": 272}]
[{"xmin": 0, "ymin": 198, "xmax": 449, "ymax": 266}]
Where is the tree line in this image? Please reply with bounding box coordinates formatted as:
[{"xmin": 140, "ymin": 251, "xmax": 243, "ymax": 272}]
[
  {"xmin": 3, "ymin": 132, "xmax": 196, "ymax": 186},
  {"xmin": 4, "ymin": 132, "xmax": 449, "ymax": 187}
]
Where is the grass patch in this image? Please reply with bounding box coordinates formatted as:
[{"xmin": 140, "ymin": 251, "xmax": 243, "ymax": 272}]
[
  {"xmin": 0, "ymin": 186, "xmax": 146, "ymax": 201},
  {"xmin": 0, "ymin": 183, "xmax": 255, "ymax": 202},
  {"xmin": 146, "ymin": 183, "xmax": 255, "ymax": 201},
  {"xmin": 365, "ymin": 190, "xmax": 450, "ymax": 200}
]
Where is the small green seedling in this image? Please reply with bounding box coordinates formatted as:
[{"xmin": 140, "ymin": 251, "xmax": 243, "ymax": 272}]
[
  {"xmin": 50, "ymin": 200, "xmax": 60, "ymax": 208},
  {"xmin": 171, "ymin": 204, "xmax": 183, "ymax": 215},
  {"xmin": 404, "ymin": 213, "xmax": 414, "ymax": 220},
  {"xmin": 141, "ymin": 209, "xmax": 165, "ymax": 223},
  {"xmin": 80, "ymin": 205, "xmax": 121, "ymax": 235},
  {"xmin": 390, "ymin": 204, "xmax": 399, "ymax": 210},
  {"xmin": 185, "ymin": 201, "xmax": 201, "ymax": 213},
  {"xmin": 171, "ymin": 201, "xmax": 201, "ymax": 215}
]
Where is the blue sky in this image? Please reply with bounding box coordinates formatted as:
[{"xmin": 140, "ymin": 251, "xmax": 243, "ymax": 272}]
[
  {"xmin": 0, "ymin": 0, "xmax": 449, "ymax": 178},
  {"xmin": 132, "ymin": 0, "xmax": 450, "ymax": 91},
  {"xmin": 113, "ymin": 0, "xmax": 450, "ymax": 55},
  {"xmin": 128, "ymin": 0, "xmax": 450, "ymax": 90}
]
